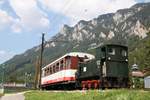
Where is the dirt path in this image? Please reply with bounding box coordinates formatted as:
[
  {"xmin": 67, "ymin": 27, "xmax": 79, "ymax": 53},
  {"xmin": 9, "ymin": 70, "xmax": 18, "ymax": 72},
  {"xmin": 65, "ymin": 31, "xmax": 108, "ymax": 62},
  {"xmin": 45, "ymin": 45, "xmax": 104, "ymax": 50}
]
[{"xmin": 0, "ymin": 92, "xmax": 25, "ymax": 100}]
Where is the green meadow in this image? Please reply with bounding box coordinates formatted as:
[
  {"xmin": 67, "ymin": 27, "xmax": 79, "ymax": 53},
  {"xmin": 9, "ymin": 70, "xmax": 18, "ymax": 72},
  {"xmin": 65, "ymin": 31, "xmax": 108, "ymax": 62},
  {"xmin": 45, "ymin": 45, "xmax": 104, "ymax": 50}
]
[{"xmin": 25, "ymin": 89, "xmax": 150, "ymax": 100}]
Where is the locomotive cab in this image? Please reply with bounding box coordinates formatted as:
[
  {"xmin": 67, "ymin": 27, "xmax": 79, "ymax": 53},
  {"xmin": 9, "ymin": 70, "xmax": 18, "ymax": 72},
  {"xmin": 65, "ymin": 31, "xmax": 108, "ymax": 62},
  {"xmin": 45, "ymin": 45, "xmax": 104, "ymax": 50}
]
[
  {"xmin": 96, "ymin": 44, "xmax": 128, "ymax": 78},
  {"xmin": 76, "ymin": 44, "xmax": 129, "ymax": 89},
  {"xmin": 97, "ymin": 44, "xmax": 128, "ymax": 88}
]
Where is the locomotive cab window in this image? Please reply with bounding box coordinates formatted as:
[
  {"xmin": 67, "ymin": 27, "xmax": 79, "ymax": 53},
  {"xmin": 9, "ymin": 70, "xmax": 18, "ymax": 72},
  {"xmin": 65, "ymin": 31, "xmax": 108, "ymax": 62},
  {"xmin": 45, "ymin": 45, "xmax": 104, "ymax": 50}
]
[
  {"xmin": 83, "ymin": 66, "xmax": 87, "ymax": 72},
  {"xmin": 101, "ymin": 47, "xmax": 106, "ymax": 52},
  {"xmin": 108, "ymin": 48, "xmax": 115, "ymax": 55},
  {"xmin": 101, "ymin": 47, "xmax": 106, "ymax": 59},
  {"xmin": 121, "ymin": 49, "xmax": 127, "ymax": 57}
]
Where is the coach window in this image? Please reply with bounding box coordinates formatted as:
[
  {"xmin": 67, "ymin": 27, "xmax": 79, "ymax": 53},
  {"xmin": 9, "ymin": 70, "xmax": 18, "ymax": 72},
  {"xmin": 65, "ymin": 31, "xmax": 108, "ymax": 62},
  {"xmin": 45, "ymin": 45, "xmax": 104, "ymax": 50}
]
[
  {"xmin": 47, "ymin": 68, "xmax": 50, "ymax": 75},
  {"xmin": 58, "ymin": 62, "xmax": 61, "ymax": 71},
  {"xmin": 60, "ymin": 60, "xmax": 64, "ymax": 70},
  {"xmin": 50, "ymin": 67, "xmax": 52, "ymax": 74},
  {"xmin": 108, "ymin": 48, "xmax": 115, "ymax": 55},
  {"xmin": 51, "ymin": 66, "xmax": 53, "ymax": 74},
  {"xmin": 63, "ymin": 59, "xmax": 66, "ymax": 69},
  {"xmin": 44, "ymin": 69, "xmax": 47, "ymax": 76},
  {"xmin": 42, "ymin": 70, "xmax": 45, "ymax": 77},
  {"xmin": 45, "ymin": 69, "xmax": 47, "ymax": 76},
  {"xmin": 56, "ymin": 62, "xmax": 59, "ymax": 72},
  {"xmin": 49, "ymin": 67, "xmax": 51, "ymax": 74},
  {"xmin": 53, "ymin": 65, "xmax": 56, "ymax": 73}
]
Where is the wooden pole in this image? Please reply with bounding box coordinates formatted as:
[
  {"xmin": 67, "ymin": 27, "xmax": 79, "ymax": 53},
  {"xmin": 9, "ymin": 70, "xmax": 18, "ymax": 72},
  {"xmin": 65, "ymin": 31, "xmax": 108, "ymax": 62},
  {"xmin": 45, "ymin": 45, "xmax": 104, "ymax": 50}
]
[{"xmin": 39, "ymin": 33, "xmax": 45, "ymax": 89}]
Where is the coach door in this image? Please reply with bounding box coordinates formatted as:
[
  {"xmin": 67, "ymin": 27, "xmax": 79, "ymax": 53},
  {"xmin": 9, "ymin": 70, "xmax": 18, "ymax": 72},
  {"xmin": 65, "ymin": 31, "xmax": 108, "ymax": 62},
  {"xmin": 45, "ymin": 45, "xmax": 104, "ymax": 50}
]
[{"xmin": 66, "ymin": 56, "xmax": 71, "ymax": 69}]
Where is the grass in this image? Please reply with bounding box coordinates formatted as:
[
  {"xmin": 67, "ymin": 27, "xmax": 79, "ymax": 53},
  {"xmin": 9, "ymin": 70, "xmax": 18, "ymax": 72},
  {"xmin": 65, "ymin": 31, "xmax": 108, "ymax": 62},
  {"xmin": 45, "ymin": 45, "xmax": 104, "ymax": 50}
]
[{"xmin": 25, "ymin": 89, "xmax": 150, "ymax": 100}]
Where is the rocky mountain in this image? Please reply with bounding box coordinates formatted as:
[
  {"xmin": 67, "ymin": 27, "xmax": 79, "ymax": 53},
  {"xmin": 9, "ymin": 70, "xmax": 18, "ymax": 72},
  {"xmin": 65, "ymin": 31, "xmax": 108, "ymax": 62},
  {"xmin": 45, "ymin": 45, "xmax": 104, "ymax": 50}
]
[
  {"xmin": 1, "ymin": 2, "xmax": 150, "ymax": 82},
  {"xmin": 129, "ymin": 32, "xmax": 150, "ymax": 75}
]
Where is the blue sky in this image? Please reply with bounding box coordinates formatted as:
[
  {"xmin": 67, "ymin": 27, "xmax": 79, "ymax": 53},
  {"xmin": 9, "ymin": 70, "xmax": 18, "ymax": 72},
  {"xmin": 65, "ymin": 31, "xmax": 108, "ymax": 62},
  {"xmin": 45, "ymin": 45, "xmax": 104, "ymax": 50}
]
[{"xmin": 0, "ymin": 0, "xmax": 149, "ymax": 64}]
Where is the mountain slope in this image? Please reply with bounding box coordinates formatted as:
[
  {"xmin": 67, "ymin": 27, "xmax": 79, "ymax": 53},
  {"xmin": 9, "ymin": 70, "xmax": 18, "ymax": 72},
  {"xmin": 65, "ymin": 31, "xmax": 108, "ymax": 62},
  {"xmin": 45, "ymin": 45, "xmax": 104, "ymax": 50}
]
[
  {"xmin": 129, "ymin": 32, "xmax": 150, "ymax": 73},
  {"xmin": 1, "ymin": 2, "xmax": 150, "ymax": 82}
]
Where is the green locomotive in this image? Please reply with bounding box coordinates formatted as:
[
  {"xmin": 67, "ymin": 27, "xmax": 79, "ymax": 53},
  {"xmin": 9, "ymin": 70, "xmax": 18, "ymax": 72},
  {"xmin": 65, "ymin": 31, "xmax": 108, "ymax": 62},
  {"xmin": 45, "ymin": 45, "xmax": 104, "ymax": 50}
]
[{"xmin": 76, "ymin": 44, "xmax": 129, "ymax": 89}]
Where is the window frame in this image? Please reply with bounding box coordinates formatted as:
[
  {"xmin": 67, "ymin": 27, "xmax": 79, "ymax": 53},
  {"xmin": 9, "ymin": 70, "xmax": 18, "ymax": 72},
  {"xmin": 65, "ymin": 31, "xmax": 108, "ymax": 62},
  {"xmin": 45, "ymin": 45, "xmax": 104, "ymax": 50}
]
[
  {"xmin": 121, "ymin": 49, "xmax": 127, "ymax": 57},
  {"xmin": 108, "ymin": 48, "xmax": 115, "ymax": 55}
]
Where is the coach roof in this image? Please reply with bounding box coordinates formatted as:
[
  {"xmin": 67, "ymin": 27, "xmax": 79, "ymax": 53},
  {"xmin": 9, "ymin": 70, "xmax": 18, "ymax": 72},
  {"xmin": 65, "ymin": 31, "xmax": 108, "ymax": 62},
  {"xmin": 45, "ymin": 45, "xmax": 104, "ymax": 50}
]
[{"xmin": 42, "ymin": 52, "xmax": 95, "ymax": 70}]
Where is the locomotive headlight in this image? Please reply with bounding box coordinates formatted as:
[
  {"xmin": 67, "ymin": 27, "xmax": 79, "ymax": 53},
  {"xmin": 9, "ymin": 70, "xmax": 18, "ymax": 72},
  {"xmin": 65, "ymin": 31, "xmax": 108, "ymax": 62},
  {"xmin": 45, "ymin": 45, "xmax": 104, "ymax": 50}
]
[
  {"xmin": 125, "ymin": 59, "xmax": 128, "ymax": 62},
  {"xmin": 108, "ymin": 57, "xmax": 111, "ymax": 60}
]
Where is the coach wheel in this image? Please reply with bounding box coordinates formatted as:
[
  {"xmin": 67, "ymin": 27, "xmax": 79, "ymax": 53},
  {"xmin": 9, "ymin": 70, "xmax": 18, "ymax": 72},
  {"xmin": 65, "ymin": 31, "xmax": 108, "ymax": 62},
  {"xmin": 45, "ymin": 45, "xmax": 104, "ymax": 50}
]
[
  {"xmin": 88, "ymin": 83, "xmax": 91, "ymax": 89},
  {"xmin": 82, "ymin": 83, "xmax": 86, "ymax": 90},
  {"xmin": 94, "ymin": 83, "xmax": 98, "ymax": 89}
]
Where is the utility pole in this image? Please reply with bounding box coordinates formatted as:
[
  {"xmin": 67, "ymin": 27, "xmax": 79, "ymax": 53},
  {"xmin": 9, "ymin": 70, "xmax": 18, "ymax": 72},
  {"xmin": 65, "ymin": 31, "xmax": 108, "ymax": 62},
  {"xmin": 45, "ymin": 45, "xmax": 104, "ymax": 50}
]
[
  {"xmin": 100, "ymin": 62, "xmax": 104, "ymax": 90},
  {"xmin": 0, "ymin": 64, "xmax": 5, "ymax": 94},
  {"xmin": 25, "ymin": 72, "xmax": 27, "ymax": 87},
  {"xmin": 2, "ymin": 64, "xmax": 5, "ymax": 86},
  {"xmin": 101, "ymin": 65, "xmax": 104, "ymax": 90},
  {"xmin": 34, "ymin": 56, "xmax": 40, "ymax": 89},
  {"xmin": 39, "ymin": 33, "xmax": 45, "ymax": 89}
]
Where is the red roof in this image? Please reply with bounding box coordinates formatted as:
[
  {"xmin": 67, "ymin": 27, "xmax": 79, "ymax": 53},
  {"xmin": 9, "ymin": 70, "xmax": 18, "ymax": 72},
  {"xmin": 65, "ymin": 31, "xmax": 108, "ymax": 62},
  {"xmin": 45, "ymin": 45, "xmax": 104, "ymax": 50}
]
[{"xmin": 132, "ymin": 71, "xmax": 144, "ymax": 77}]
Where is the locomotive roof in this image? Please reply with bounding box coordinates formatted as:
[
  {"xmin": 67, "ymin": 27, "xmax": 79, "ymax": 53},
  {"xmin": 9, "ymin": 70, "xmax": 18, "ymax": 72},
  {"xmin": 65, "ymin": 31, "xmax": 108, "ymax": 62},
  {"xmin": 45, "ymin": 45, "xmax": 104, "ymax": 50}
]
[
  {"xmin": 97, "ymin": 44, "xmax": 128, "ymax": 49},
  {"xmin": 42, "ymin": 52, "xmax": 95, "ymax": 70}
]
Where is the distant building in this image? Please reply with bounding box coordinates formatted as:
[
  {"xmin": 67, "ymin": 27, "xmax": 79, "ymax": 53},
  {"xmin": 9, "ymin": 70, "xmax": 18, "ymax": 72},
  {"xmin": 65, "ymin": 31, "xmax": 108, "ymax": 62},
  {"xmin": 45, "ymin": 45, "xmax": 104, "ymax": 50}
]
[
  {"xmin": 132, "ymin": 71, "xmax": 144, "ymax": 77},
  {"xmin": 0, "ymin": 84, "xmax": 4, "ymax": 94},
  {"xmin": 144, "ymin": 76, "xmax": 150, "ymax": 89},
  {"xmin": 131, "ymin": 63, "xmax": 144, "ymax": 88}
]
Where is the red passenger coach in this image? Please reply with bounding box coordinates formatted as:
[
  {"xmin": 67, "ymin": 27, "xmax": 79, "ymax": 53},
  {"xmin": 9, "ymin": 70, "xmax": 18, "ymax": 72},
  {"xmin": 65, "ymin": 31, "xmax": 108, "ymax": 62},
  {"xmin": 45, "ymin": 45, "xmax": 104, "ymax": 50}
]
[{"xmin": 41, "ymin": 52, "xmax": 94, "ymax": 89}]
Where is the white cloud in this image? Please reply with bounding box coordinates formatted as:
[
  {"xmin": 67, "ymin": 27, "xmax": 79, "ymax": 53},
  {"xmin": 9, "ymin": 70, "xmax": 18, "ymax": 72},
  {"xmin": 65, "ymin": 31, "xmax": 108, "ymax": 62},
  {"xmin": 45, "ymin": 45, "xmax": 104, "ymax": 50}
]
[
  {"xmin": 0, "ymin": 0, "xmax": 138, "ymax": 33},
  {"xmin": 0, "ymin": 3, "xmax": 23, "ymax": 34},
  {"xmin": 40, "ymin": 17, "xmax": 50, "ymax": 27},
  {"xmin": 0, "ymin": 9, "xmax": 13, "ymax": 31},
  {"xmin": 0, "ymin": 50, "xmax": 5, "ymax": 55},
  {"xmin": 39, "ymin": 0, "xmax": 137, "ymax": 25},
  {"xmin": 144, "ymin": 0, "xmax": 150, "ymax": 3},
  {"xmin": 0, "ymin": 9, "xmax": 23, "ymax": 33},
  {"xmin": 9, "ymin": 0, "xmax": 50, "ymax": 32},
  {"xmin": 11, "ymin": 24, "xmax": 22, "ymax": 33},
  {"xmin": 0, "ymin": 50, "xmax": 14, "ymax": 64},
  {"xmin": 0, "ymin": 0, "xmax": 4, "ymax": 5}
]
